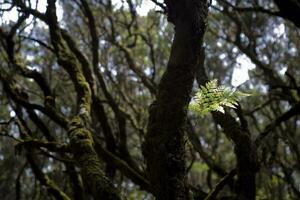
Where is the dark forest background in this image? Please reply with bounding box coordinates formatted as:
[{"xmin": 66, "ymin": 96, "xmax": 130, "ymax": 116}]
[{"xmin": 0, "ymin": 0, "xmax": 299, "ymax": 199}]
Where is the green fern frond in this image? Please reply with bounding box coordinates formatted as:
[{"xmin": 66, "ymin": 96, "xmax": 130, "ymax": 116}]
[{"xmin": 189, "ymin": 79, "xmax": 251, "ymax": 115}]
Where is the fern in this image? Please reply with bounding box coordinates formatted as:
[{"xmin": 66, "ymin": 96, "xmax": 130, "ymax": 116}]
[{"xmin": 189, "ymin": 79, "xmax": 250, "ymax": 115}]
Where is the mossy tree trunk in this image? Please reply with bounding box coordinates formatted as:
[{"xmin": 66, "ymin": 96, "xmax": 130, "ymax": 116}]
[{"xmin": 143, "ymin": 1, "xmax": 209, "ymax": 199}]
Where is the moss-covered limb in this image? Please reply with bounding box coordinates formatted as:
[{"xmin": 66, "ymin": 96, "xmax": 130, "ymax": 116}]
[
  {"xmin": 45, "ymin": 1, "xmax": 92, "ymax": 116},
  {"xmin": 59, "ymin": 31, "xmax": 120, "ymax": 174},
  {"xmin": 16, "ymin": 62, "xmax": 54, "ymax": 103},
  {"xmin": 78, "ymin": 0, "xmax": 122, "ymax": 111},
  {"xmin": 56, "ymin": 52, "xmax": 92, "ymax": 115},
  {"xmin": 27, "ymin": 112, "xmax": 85, "ymax": 199},
  {"xmin": 79, "ymin": 1, "xmax": 140, "ymax": 173},
  {"xmin": 1, "ymin": 73, "xmax": 68, "ymax": 128},
  {"xmin": 80, "ymin": 0, "xmax": 134, "ymax": 161},
  {"xmin": 14, "ymin": 115, "xmax": 71, "ymax": 200},
  {"xmin": 93, "ymin": 136, "xmax": 151, "ymax": 192},
  {"xmin": 13, "ymin": 56, "xmax": 53, "ymax": 101},
  {"xmin": 44, "ymin": 3, "xmax": 122, "ymax": 199},
  {"xmin": 79, "ymin": 0, "xmax": 126, "ymax": 135},
  {"xmin": 60, "ymin": 29, "xmax": 97, "ymax": 95},
  {"xmin": 68, "ymin": 117, "xmax": 122, "ymax": 200},
  {"xmin": 0, "ymin": 71, "xmax": 68, "ymax": 129},
  {"xmin": 16, "ymin": 89, "xmax": 84, "ymax": 199},
  {"xmin": 26, "ymin": 152, "xmax": 71, "ymax": 200},
  {"xmin": 26, "ymin": 109, "xmax": 56, "ymax": 141},
  {"xmin": 44, "ymin": 105, "xmax": 69, "ymax": 130},
  {"xmin": 0, "ymin": 67, "xmax": 56, "ymax": 141},
  {"xmin": 60, "ymin": 25, "xmax": 123, "ymax": 178},
  {"xmin": 15, "ymin": 139, "xmax": 70, "ymax": 153},
  {"xmin": 2, "ymin": 68, "xmax": 56, "ymax": 140},
  {"xmin": 61, "ymin": 12, "xmax": 142, "ymax": 169},
  {"xmin": 28, "ymin": 130, "xmax": 85, "ymax": 200},
  {"xmin": 1, "ymin": 21, "xmax": 55, "ymax": 107},
  {"xmin": 58, "ymin": 4, "xmax": 117, "ymax": 159},
  {"xmin": 24, "ymin": 125, "xmax": 85, "ymax": 199},
  {"xmin": 77, "ymin": 0, "xmax": 109, "ymax": 100},
  {"xmin": 142, "ymin": 1, "xmax": 208, "ymax": 199}
]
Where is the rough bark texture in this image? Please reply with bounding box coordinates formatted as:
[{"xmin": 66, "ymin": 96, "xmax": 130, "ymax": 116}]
[
  {"xmin": 45, "ymin": 2, "xmax": 122, "ymax": 199},
  {"xmin": 212, "ymin": 112, "xmax": 258, "ymax": 200},
  {"xmin": 68, "ymin": 117, "xmax": 121, "ymax": 200},
  {"xmin": 196, "ymin": 51, "xmax": 258, "ymax": 200},
  {"xmin": 142, "ymin": 1, "xmax": 208, "ymax": 199}
]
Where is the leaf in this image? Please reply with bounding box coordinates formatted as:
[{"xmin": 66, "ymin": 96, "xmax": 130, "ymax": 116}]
[{"xmin": 189, "ymin": 79, "xmax": 251, "ymax": 115}]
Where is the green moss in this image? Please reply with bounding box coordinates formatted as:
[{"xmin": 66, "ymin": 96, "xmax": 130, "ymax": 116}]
[{"xmin": 68, "ymin": 116, "xmax": 93, "ymax": 147}]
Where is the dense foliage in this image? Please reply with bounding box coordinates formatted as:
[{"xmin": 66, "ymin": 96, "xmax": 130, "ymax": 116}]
[{"xmin": 0, "ymin": 0, "xmax": 299, "ymax": 199}]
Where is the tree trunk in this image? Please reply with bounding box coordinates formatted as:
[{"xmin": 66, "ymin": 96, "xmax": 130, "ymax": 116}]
[{"xmin": 142, "ymin": 1, "xmax": 208, "ymax": 199}]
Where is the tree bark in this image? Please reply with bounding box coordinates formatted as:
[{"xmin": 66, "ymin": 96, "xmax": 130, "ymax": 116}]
[
  {"xmin": 196, "ymin": 50, "xmax": 258, "ymax": 200},
  {"xmin": 142, "ymin": 1, "xmax": 208, "ymax": 199}
]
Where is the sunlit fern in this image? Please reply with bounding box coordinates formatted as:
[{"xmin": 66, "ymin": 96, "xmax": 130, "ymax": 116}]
[{"xmin": 189, "ymin": 79, "xmax": 250, "ymax": 115}]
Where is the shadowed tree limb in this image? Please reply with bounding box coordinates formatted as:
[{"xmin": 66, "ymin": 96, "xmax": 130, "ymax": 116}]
[
  {"xmin": 196, "ymin": 48, "xmax": 258, "ymax": 200},
  {"xmin": 79, "ymin": 0, "xmax": 141, "ymax": 174},
  {"xmin": 255, "ymin": 102, "xmax": 300, "ymax": 147},
  {"xmin": 43, "ymin": 1, "xmax": 122, "ymax": 199},
  {"xmin": 14, "ymin": 114, "xmax": 71, "ymax": 200},
  {"xmin": 205, "ymin": 169, "xmax": 237, "ymax": 200},
  {"xmin": 143, "ymin": 0, "xmax": 209, "ymax": 199}
]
